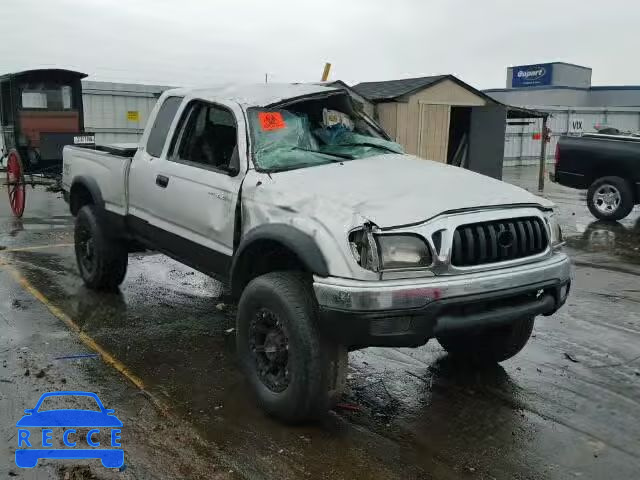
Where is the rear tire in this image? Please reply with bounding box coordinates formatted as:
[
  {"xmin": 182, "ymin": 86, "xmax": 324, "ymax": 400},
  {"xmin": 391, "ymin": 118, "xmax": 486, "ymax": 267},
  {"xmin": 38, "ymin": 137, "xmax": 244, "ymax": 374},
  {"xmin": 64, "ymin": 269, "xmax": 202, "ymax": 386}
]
[
  {"xmin": 74, "ymin": 205, "xmax": 128, "ymax": 290},
  {"xmin": 587, "ymin": 176, "xmax": 634, "ymax": 221},
  {"xmin": 236, "ymin": 272, "xmax": 346, "ymax": 422},
  {"xmin": 437, "ymin": 317, "xmax": 535, "ymax": 363}
]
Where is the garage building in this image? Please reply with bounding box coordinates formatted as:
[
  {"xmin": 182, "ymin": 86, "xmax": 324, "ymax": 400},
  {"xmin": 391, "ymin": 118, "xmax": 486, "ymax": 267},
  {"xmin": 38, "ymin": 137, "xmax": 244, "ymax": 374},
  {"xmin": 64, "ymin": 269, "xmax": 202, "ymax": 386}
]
[{"xmin": 353, "ymin": 75, "xmax": 542, "ymax": 179}]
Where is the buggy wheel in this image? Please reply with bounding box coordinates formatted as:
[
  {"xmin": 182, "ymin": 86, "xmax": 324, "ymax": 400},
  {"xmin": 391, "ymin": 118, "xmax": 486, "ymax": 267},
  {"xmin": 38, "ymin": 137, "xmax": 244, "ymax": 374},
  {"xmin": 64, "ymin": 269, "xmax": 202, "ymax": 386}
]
[{"xmin": 6, "ymin": 149, "xmax": 26, "ymax": 217}]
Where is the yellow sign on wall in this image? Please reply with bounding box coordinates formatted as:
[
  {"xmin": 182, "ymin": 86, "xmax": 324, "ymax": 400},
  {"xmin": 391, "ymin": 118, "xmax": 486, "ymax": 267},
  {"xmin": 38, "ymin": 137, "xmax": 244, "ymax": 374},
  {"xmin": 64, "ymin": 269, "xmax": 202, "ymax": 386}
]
[{"xmin": 127, "ymin": 111, "xmax": 140, "ymax": 122}]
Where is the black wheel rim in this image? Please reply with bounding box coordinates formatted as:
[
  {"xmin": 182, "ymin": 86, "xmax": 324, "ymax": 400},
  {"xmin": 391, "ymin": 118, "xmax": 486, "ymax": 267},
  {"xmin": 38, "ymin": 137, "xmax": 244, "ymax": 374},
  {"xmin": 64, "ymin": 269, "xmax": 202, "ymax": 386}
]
[
  {"xmin": 76, "ymin": 222, "xmax": 96, "ymax": 277},
  {"xmin": 249, "ymin": 308, "xmax": 290, "ymax": 393}
]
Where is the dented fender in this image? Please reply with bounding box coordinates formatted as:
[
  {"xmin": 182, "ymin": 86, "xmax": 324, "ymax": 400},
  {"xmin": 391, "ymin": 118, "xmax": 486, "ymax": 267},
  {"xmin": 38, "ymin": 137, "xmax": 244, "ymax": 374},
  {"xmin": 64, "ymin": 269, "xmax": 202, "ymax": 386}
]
[
  {"xmin": 234, "ymin": 223, "xmax": 330, "ymax": 276},
  {"xmin": 240, "ymin": 170, "xmax": 379, "ymax": 280}
]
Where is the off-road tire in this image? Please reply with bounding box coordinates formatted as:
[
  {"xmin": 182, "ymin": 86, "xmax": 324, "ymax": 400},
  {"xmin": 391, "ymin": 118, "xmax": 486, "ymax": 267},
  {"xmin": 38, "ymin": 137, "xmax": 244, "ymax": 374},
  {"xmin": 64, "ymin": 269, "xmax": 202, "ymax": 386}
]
[
  {"xmin": 587, "ymin": 176, "xmax": 635, "ymax": 221},
  {"xmin": 74, "ymin": 205, "xmax": 128, "ymax": 290},
  {"xmin": 236, "ymin": 272, "xmax": 347, "ymax": 422},
  {"xmin": 437, "ymin": 317, "xmax": 535, "ymax": 363}
]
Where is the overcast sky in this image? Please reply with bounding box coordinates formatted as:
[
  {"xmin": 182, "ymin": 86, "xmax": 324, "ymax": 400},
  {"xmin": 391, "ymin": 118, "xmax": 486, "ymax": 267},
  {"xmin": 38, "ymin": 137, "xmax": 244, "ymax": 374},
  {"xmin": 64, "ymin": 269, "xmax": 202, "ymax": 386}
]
[{"xmin": 2, "ymin": 0, "xmax": 638, "ymax": 89}]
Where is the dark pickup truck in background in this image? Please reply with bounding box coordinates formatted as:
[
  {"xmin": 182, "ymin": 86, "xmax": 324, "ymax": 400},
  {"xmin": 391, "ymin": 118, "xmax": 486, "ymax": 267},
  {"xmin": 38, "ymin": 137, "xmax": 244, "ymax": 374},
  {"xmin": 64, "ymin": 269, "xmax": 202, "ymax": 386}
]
[{"xmin": 553, "ymin": 133, "xmax": 640, "ymax": 220}]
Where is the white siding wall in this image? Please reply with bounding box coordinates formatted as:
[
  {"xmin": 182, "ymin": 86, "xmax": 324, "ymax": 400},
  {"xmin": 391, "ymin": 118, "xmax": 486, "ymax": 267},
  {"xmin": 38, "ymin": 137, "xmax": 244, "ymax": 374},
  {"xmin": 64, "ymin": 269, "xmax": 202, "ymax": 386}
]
[
  {"xmin": 504, "ymin": 106, "xmax": 640, "ymax": 166},
  {"xmin": 417, "ymin": 104, "xmax": 450, "ymax": 162},
  {"xmin": 81, "ymin": 81, "xmax": 171, "ymax": 145},
  {"xmin": 377, "ymin": 103, "xmax": 398, "ymax": 140}
]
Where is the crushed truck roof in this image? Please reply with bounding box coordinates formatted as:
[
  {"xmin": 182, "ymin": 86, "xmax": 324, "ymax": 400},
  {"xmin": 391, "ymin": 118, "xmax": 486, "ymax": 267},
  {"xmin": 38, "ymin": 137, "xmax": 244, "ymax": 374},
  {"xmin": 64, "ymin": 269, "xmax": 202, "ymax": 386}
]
[{"xmin": 164, "ymin": 83, "xmax": 340, "ymax": 108}]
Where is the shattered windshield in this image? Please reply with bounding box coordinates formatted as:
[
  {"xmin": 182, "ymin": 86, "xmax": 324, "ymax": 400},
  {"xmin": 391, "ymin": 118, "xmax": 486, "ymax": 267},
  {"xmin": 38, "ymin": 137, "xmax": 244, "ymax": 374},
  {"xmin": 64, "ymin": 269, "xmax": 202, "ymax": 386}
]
[{"xmin": 248, "ymin": 100, "xmax": 403, "ymax": 172}]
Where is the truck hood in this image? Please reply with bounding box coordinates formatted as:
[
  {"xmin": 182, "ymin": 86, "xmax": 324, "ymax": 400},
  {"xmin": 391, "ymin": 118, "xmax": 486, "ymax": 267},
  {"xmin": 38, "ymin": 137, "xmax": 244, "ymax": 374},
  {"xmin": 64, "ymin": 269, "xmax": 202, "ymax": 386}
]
[{"xmin": 256, "ymin": 154, "xmax": 553, "ymax": 228}]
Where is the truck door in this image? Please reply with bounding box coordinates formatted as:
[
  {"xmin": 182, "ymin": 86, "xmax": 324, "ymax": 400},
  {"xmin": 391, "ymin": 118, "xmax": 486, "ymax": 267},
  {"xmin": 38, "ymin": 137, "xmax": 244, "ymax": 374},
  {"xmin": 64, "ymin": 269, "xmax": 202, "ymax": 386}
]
[
  {"xmin": 128, "ymin": 95, "xmax": 183, "ymax": 224},
  {"xmin": 130, "ymin": 98, "xmax": 245, "ymax": 276}
]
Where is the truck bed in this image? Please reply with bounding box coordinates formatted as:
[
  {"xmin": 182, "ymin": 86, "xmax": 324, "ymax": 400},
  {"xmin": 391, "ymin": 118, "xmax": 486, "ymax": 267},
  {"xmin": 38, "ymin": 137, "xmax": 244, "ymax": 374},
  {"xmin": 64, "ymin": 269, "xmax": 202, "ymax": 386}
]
[
  {"xmin": 555, "ymin": 134, "xmax": 640, "ymax": 190},
  {"xmin": 76, "ymin": 143, "xmax": 139, "ymax": 157},
  {"xmin": 62, "ymin": 145, "xmax": 133, "ymax": 216},
  {"xmin": 582, "ymin": 133, "xmax": 640, "ymax": 143}
]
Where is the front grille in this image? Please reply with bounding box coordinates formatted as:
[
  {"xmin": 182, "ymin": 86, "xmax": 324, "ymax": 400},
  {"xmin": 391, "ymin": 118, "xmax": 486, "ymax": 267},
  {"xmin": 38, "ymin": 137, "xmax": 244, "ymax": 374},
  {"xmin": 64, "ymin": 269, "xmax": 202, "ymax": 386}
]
[{"xmin": 451, "ymin": 217, "xmax": 548, "ymax": 267}]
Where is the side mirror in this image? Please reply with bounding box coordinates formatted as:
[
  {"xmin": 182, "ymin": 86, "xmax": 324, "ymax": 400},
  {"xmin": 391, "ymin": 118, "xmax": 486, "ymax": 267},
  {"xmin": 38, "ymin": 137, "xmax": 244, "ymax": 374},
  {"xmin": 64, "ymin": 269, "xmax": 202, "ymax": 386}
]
[
  {"xmin": 24, "ymin": 409, "xmax": 34, "ymax": 414},
  {"xmin": 105, "ymin": 409, "xmax": 115, "ymax": 415}
]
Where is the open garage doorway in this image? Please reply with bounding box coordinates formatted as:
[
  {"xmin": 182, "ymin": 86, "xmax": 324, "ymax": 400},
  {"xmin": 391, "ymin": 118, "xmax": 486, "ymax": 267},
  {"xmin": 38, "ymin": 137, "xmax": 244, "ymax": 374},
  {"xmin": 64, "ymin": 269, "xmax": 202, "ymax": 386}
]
[{"xmin": 447, "ymin": 106, "xmax": 472, "ymax": 167}]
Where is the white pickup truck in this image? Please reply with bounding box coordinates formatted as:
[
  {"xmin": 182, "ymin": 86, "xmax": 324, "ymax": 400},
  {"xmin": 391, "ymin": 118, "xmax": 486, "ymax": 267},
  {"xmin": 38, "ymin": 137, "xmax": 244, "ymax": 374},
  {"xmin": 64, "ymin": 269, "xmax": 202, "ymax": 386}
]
[{"xmin": 62, "ymin": 83, "xmax": 571, "ymax": 422}]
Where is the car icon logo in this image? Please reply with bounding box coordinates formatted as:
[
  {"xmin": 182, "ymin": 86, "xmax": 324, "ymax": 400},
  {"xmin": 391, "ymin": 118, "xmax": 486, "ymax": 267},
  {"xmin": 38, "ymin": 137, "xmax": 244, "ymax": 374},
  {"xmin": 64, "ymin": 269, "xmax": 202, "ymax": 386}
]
[{"xmin": 15, "ymin": 391, "xmax": 123, "ymax": 469}]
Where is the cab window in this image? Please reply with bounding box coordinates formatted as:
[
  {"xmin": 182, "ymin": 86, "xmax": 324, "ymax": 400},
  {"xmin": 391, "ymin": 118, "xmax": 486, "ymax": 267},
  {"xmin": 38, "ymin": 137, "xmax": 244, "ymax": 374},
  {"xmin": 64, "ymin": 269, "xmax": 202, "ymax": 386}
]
[
  {"xmin": 146, "ymin": 96, "xmax": 183, "ymax": 158},
  {"xmin": 171, "ymin": 101, "xmax": 238, "ymax": 174}
]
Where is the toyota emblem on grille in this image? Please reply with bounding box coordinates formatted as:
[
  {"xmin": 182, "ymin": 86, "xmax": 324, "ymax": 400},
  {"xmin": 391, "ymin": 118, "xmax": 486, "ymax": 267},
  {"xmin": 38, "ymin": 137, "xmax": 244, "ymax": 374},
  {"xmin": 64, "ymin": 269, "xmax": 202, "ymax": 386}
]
[{"xmin": 498, "ymin": 230, "xmax": 514, "ymax": 248}]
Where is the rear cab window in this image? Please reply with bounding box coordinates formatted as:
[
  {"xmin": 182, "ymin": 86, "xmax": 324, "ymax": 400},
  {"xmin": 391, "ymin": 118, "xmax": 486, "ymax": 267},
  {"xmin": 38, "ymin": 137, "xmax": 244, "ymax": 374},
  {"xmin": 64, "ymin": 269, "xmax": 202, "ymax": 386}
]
[{"xmin": 146, "ymin": 96, "xmax": 183, "ymax": 157}]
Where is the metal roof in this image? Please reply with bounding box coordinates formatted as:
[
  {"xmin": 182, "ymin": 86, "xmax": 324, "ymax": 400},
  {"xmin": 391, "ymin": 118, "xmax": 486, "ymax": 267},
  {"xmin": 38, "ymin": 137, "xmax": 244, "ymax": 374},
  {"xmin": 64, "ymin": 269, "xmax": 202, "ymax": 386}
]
[
  {"xmin": 352, "ymin": 75, "xmax": 546, "ymax": 117},
  {"xmin": 82, "ymin": 80, "xmax": 172, "ymax": 96},
  {"xmin": 352, "ymin": 74, "xmax": 505, "ymax": 108},
  {"xmin": 507, "ymin": 105, "xmax": 548, "ymax": 119},
  {"xmin": 164, "ymin": 83, "xmax": 340, "ymax": 108},
  {"xmin": 509, "ymin": 61, "xmax": 592, "ymax": 71},
  {"xmin": 317, "ymin": 80, "xmax": 371, "ymax": 102},
  {"xmin": 0, "ymin": 68, "xmax": 88, "ymax": 82},
  {"xmin": 352, "ymin": 75, "xmax": 447, "ymax": 101}
]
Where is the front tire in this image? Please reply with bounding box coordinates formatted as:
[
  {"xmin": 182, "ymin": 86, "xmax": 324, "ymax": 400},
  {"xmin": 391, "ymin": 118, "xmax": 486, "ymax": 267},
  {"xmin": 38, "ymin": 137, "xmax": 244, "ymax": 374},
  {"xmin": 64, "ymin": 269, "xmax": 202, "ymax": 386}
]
[
  {"xmin": 587, "ymin": 176, "xmax": 634, "ymax": 221},
  {"xmin": 236, "ymin": 272, "xmax": 346, "ymax": 422},
  {"xmin": 437, "ymin": 317, "xmax": 535, "ymax": 363},
  {"xmin": 74, "ymin": 205, "xmax": 128, "ymax": 290}
]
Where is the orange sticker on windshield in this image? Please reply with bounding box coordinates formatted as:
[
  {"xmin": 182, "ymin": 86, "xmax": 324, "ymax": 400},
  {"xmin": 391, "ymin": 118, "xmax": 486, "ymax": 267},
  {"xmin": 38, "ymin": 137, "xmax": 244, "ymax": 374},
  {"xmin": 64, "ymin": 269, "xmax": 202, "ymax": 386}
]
[{"xmin": 259, "ymin": 112, "xmax": 286, "ymax": 131}]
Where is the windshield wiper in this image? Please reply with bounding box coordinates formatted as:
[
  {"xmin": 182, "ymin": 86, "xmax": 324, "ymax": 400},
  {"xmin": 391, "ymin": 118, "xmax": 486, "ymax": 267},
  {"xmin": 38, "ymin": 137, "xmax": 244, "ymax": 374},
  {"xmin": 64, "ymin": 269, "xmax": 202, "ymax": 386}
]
[
  {"xmin": 255, "ymin": 146, "xmax": 355, "ymax": 173},
  {"xmin": 290, "ymin": 146, "xmax": 356, "ymax": 160},
  {"xmin": 337, "ymin": 142, "xmax": 401, "ymax": 154},
  {"xmin": 261, "ymin": 164, "xmax": 310, "ymax": 173}
]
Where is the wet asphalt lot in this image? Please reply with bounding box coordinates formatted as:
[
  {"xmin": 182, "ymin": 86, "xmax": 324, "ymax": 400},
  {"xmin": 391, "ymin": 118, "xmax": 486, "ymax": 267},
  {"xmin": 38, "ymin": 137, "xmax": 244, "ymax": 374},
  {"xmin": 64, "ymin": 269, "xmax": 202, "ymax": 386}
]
[{"xmin": 1, "ymin": 165, "xmax": 639, "ymax": 479}]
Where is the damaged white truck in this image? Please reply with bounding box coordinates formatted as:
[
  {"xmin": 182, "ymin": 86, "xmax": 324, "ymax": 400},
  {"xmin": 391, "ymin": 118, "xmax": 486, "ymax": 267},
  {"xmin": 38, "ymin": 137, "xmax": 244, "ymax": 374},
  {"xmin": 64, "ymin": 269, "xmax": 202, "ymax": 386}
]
[{"xmin": 62, "ymin": 83, "xmax": 571, "ymax": 422}]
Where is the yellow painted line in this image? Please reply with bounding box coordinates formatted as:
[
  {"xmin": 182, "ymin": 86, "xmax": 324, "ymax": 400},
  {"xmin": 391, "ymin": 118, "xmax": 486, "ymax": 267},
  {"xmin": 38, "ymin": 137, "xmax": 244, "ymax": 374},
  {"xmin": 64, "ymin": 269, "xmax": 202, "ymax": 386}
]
[
  {"xmin": 0, "ymin": 243, "xmax": 74, "ymax": 253},
  {"xmin": 0, "ymin": 256, "xmax": 170, "ymax": 416}
]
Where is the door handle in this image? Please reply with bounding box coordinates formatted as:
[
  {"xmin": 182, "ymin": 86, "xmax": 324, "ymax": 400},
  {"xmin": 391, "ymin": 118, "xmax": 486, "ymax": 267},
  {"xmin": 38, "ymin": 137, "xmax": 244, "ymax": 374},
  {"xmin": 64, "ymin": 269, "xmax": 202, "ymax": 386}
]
[{"xmin": 156, "ymin": 175, "xmax": 169, "ymax": 188}]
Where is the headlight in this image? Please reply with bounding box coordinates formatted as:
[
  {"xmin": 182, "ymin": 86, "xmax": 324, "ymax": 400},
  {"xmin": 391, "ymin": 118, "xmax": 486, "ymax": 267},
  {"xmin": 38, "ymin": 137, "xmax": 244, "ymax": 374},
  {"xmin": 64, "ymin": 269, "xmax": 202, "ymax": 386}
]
[
  {"xmin": 546, "ymin": 212, "xmax": 564, "ymax": 247},
  {"xmin": 377, "ymin": 235, "xmax": 432, "ymax": 269},
  {"xmin": 349, "ymin": 229, "xmax": 432, "ymax": 271}
]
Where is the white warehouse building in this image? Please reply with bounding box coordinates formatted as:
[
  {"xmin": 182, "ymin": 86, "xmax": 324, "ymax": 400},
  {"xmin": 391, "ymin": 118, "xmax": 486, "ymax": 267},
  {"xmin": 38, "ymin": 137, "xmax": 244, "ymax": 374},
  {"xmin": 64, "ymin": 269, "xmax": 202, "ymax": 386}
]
[
  {"xmin": 485, "ymin": 62, "xmax": 640, "ymax": 166},
  {"xmin": 81, "ymin": 81, "xmax": 170, "ymax": 144}
]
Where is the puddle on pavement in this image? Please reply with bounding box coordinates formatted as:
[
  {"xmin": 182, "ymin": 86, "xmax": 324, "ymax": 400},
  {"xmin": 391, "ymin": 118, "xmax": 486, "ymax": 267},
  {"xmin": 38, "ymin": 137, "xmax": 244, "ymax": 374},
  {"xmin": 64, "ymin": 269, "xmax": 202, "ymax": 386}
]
[
  {"xmin": 565, "ymin": 218, "xmax": 640, "ymax": 264},
  {"xmin": 6, "ymin": 248, "xmax": 512, "ymax": 478},
  {"xmin": 0, "ymin": 217, "xmax": 74, "ymax": 252},
  {"xmin": 3, "ymin": 176, "xmax": 640, "ymax": 479},
  {"xmin": 4, "ymin": 251, "xmax": 638, "ymax": 479}
]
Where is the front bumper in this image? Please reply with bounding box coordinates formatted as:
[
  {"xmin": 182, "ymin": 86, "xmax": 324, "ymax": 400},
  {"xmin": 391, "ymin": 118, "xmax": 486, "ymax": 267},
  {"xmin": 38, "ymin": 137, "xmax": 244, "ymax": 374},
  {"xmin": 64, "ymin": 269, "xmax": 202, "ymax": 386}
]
[{"xmin": 314, "ymin": 253, "xmax": 571, "ymax": 348}]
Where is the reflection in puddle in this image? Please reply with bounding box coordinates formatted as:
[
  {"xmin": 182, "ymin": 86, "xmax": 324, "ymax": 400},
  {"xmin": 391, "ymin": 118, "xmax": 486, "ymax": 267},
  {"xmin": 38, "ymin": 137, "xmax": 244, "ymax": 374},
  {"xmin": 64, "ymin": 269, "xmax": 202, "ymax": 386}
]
[
  {"xmin": 566, "ymin": 219, "xmax": 640, "ymax": 264},
  {"xmin": 8, "ymin": 218, "xmax": 24, "ymax": 237}
]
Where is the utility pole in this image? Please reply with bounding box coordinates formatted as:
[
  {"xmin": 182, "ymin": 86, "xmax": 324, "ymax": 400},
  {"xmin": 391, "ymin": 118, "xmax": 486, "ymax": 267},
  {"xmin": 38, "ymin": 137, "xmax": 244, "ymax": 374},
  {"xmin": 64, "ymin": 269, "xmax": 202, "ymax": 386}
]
[
  {"xmin": 538, "ymin": 115, "xmax": 549, "ymax": 192},
  {"xmin": 265, "ymin": 73, "xmax": 268, "ymax": 84}
]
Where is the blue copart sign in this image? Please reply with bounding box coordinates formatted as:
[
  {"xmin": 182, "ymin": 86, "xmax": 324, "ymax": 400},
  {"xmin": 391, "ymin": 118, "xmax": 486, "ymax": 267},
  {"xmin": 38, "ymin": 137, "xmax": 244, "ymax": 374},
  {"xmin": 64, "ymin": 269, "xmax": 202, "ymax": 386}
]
[{"xmin": 512, "ymin": 64, "xmax": 553, "ymax": 87}]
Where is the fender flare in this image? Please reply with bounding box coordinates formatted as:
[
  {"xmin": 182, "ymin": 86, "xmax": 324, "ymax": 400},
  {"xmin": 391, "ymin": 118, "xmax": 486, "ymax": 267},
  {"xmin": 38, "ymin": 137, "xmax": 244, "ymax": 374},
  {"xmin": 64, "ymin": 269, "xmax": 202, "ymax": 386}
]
[
  {"xmin": 69, "ymin": 176, "xmax": 104, "ymax": 213},
  {"xmin": 231, "ymin": 223, "xmax": 330, "ymax": 293}
]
